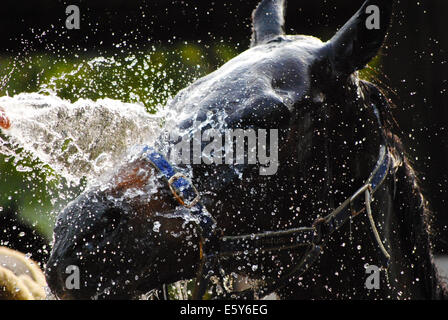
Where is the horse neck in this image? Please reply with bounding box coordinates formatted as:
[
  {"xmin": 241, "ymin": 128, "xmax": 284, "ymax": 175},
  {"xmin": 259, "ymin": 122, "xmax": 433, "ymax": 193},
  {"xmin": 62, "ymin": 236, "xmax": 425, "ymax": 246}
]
[{"xmin": 386, "ymin": 136, "xmax": 448, "ymax": 299}]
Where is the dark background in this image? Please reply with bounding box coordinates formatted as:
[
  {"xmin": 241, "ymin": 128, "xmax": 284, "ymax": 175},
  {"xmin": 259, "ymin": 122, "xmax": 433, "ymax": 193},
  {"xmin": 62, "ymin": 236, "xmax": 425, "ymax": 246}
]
[{"xmin": 0, "ymin": 0, "xmax": 447, "ymax": 252}]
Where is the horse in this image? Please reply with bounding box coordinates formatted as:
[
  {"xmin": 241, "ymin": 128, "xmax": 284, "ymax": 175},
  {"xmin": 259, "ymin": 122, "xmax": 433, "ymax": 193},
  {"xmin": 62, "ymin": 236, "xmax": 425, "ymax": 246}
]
[{"xmin": 45, "ymin": 0, "xmax": 448, "ymax": 300}]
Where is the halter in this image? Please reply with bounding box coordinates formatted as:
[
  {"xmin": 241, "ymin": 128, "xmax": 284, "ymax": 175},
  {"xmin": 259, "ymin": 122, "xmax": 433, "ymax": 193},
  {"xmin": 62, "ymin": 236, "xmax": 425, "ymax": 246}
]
[{"xmin": 142, "ymin": 105, "xmax": 391, "ymax": 300}]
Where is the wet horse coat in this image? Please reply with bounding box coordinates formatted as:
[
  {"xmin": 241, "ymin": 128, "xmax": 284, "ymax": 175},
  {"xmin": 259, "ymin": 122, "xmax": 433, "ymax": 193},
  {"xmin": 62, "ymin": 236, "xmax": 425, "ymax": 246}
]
[{"xmin": 46, "ymin": 0, "xmax": 447, "ymax": 299}]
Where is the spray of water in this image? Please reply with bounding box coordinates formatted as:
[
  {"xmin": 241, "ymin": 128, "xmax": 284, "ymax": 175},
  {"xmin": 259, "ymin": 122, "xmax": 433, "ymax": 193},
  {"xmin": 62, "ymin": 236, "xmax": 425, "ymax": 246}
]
[
  {"xmin": 0, "ymin": 92, "xmax": 162, "ymax": 183},
  {"xmin": 0, "ymin": 50, "xmax": 202, "ymax": 300}
]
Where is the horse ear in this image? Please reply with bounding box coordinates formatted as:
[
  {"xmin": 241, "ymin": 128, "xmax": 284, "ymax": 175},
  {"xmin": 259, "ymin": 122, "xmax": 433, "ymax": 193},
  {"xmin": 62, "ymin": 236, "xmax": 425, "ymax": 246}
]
[
  {"xmin": 251, "ymin": 0, "xmax": 286, "ymax": 47},
  {"xmin": 327, "ymin": 0, "xmax": 393, "ymax": 77}
]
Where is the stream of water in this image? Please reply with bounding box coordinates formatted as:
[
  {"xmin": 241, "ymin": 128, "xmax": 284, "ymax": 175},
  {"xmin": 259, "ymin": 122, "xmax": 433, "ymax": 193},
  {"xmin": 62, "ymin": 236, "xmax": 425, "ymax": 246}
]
[{"xmin": 0, "ymin": 92, "xmax": 162, "ymax": 183}]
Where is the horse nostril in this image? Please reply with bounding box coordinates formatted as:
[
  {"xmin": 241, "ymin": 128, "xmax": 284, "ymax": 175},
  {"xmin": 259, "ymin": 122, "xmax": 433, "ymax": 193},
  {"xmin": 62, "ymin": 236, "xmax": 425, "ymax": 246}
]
[
  {"xmin": 102, "ymin": 208, "xmax": 122, "ymax": 233},
  {"xmin": 45, "ymin": 260, "xmax": 66, "ymax": 299}
]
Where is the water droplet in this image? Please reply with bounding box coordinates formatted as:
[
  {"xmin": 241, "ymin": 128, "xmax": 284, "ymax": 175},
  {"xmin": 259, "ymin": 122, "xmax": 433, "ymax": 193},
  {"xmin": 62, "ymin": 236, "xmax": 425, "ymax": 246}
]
[{"xmin": 153, "ymin": 221, "xmax": 161, "ymax": 233}]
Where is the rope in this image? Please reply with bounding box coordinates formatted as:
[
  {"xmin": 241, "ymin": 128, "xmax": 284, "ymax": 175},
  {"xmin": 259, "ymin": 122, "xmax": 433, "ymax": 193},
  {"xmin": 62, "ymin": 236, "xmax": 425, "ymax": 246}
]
[
  {"xmin": 0, "ymin": 246, "xmax": 47, "ymax": 300},
  {"xmin": 365, "ymin": 188, "xmax": 391, "ymax": 261}
]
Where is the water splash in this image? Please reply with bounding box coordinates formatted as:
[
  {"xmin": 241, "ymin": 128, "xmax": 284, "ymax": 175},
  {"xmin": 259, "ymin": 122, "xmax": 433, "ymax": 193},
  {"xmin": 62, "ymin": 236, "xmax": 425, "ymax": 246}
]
[
  {"xmin": 0, "ymin": 92, "xmax": 162, "ymax": 183},
  {"xmin": 0, "ymin": 41, "xmax": 237, "ymax": 300}
]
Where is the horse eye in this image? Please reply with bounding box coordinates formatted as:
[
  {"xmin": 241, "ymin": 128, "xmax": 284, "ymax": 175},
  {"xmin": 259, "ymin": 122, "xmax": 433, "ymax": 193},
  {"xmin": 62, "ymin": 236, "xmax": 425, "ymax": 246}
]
[{"xmin": 102, "ymin": 208, "xmax": 122, "ymax": 233}]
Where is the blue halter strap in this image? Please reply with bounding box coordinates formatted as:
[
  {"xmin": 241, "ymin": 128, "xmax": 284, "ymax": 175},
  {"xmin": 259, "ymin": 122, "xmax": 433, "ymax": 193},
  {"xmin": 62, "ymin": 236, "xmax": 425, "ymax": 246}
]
[{"xmin": 142, "ymin": 146, "xmax": 218, "ymax": 247}]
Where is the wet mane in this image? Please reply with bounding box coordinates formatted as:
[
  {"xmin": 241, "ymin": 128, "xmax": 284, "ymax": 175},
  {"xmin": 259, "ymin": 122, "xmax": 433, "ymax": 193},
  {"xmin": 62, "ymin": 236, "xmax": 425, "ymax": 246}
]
[{"xmin": 361, "ymin": 80, "xmax": 448, "ymax": 299}]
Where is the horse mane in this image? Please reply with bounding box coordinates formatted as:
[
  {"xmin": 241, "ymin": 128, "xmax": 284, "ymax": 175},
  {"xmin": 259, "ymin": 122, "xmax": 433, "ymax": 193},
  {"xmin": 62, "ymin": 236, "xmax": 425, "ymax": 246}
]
[{"xmin": 360, "ymin": 79, "xmax": 448, "ymax": 299}]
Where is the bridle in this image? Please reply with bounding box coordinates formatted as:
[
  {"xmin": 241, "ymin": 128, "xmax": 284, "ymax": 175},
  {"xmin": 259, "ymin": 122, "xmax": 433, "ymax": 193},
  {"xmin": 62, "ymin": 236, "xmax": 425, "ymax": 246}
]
[{"xmin": 142, "ymin": 104, "xmax": 392, "ymax": 300}]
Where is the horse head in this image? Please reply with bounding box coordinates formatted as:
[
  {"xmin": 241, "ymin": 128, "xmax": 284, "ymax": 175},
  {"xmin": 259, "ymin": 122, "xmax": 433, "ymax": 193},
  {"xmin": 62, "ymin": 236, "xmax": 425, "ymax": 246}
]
[{"xmin": 46, "ymin": 0, "xmax": 394, "ymax": 299}]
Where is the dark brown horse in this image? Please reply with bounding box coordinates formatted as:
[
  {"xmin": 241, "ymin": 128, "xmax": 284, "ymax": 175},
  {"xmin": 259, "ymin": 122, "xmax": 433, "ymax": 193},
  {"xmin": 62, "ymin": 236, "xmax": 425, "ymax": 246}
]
[{"xmin": 45, "ymin": 0, "xmax": 447, "ymax": 299}]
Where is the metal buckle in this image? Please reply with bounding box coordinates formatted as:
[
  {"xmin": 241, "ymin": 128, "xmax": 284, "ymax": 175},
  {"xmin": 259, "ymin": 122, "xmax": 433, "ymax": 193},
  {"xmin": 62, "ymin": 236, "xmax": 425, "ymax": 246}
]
[{"xmin": 168, "ymin": 173, "xmax": 201, "ymax": 209}]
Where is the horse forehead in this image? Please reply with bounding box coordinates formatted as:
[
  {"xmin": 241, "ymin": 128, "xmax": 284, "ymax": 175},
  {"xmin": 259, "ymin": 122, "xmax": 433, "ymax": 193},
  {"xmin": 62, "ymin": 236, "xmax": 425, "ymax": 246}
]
[
  {"xmin": 169, "ymin": 36, "xmax": 323, "ymax": 115},
  {"xmin": 222, "ymin": 36, "xmax": 323, "ymax": 77}
]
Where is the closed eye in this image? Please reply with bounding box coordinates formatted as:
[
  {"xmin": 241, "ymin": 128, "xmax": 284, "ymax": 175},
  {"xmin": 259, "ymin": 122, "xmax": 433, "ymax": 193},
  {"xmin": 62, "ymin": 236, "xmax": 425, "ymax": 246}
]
[{"xmin": 101, "ymin": 208, "xmax": 122, "ymax": 234}]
